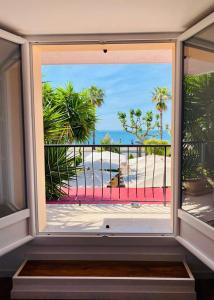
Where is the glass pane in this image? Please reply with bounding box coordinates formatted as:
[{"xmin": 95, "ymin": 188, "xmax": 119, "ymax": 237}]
[
  {"xmin": 0, "ymin": 37, "xmax": 26, "ymax": 218},
  {"xmin": 181, "ymin": 23, "xmax": 214, "ymax": 227}
]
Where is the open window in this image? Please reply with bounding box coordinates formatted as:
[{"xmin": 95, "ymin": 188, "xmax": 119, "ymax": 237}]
[
  {"xmin": 32, "ymin": 43, "xmax": 175, "ymax": 234},
  {"xmin": 175, "ymin": 13, "xmax": 214, "ymax": 271},
  {"xmin": 0, "ymin": 29, "xmax": 35, "ymax": 256},
  {"xmin": 0, "ymin": 13, "xmax": 214, "ymax": 273}
]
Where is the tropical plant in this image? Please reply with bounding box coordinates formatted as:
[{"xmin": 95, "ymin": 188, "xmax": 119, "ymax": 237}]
[
  {"xmin": 43, "ymin": 82, "xmax": 69, "ymax": 143},
  {"xmin": 182, "ymin": 73, "xmax": 214, "ymax": 185},
  {"xmin": 56, "ymin": 83, "xmax": 97, "ymax": 143},
  {"xmin": 183, "ymin": 74, "xmax": 214, "ymax": 142},
  {"xmin": 87, "ymin": 85, "xmax": 105, "ymax": 107},
  {"xmin": 144, "ymin": 139, "xmax": 171, "ymax": 156},
  {"xmin": 128, "ymin": 153, "xmax": 134, "ymax": 160},
  {"xmin": 152, "ymin": 87, "xmax": 171, "ymax": 140},
  {"xmin": 99, "ymin": 133, "xmax": 119, "ymax": 153},
  {"xmin": 42, "ymin": 82, "xmax": 99, "ymax": 200},
  {"xmin": 45, "ymin": 147, "xmax": 82, "ymax": 199},
  {"xmin": 83, "ymin": 85, "xmax": 105, "ymax": 145},
  {"xmin": 43, "ymin": 103, "xmax": 69, "ymax": 143},
  {"xmin": 118, "ymin": 109, "xmax": 160, "ymax": 144}
]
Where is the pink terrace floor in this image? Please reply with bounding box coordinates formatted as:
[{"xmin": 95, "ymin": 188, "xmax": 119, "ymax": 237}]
[{"xmin": 47, "ymin": 187, "xmax": 171, "ymax": 205}]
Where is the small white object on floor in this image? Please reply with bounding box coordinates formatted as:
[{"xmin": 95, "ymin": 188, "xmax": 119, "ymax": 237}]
[{"xmin": 131, "ymin": 202, "xmax": 141, "ymax": 208}]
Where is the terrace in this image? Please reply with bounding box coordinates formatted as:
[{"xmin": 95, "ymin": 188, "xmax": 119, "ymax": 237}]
[{"xmin": 45, "ymin": 144, "xmax": 172, "ymax": 233}]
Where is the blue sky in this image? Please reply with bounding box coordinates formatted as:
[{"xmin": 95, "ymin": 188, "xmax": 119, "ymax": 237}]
[{"xmin": 42, "ymin": 64, "xmax": 172, "ymax": 131}]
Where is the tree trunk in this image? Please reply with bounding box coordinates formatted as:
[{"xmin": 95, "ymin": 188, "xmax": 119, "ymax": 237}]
[
  {"xmin": 138, "ymin": 147, "xmax": 142, "ymax": 157},
  {"xmin": 160, "ymin": 110, "xmax": 163, "ymax": 140},
  {"xmin": 92, "ymin": 130, "xmax": 96, "ymax": 149}
]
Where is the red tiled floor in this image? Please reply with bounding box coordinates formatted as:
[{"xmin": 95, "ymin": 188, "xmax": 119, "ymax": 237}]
[{"xmin": 47, "ymin": 187, "xmax": 171, "ymax": 204}]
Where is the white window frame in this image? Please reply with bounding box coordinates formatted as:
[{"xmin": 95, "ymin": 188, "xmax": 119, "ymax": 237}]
[
  {"xmin": 30, "ymin": 38, "xmax": 177, "ymax": 236},
  {"xmin": 0, "ymin": 12, "xmax": 214, "ymax": 272},
  {"xmin": 175, "ymin": 12, "xmax": 214, "ymax": 271},
  {"xmin": 28, "ymin": 13, "xmax": 214, "ymax": 270},
  {"xmin": 0, "ymin": 29, "xmax": 36, "ymax": 256}
]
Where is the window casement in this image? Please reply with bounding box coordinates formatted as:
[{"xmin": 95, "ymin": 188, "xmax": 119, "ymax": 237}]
[{"xmin": 0, "ymin": 12, "xmax": 213, "ymax": 272}]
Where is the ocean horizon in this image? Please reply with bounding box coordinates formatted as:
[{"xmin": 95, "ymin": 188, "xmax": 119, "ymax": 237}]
[{"xmin": 86, "ymin": 130, "xmax": 171, "ymax": 145}]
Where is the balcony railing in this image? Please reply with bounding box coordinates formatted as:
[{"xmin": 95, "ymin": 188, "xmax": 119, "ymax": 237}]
[{"xmin": 45, "ymin": 144, "xmax": 171, "ymax": 205}]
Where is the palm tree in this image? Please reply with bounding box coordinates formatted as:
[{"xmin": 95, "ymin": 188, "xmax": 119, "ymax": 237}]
[
  {"xmin": 43, "ymin": 82, "xmax": 97, "ymax": 199},
  {"xmin": 152, "ymin": 87, "xmax": 171, "ymax": 140},
  {"xmin": 56, "ymin": 83, "xmax": 97, "ymax": 143},
  {"xmin": 87, "ymin": 85, "xmax": 105, "ymax": 145}
]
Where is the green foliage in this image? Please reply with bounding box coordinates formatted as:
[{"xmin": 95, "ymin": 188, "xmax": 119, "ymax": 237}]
[
  {"xmin": 152, "ymin": 87, "xmax": 170, "ymax": 111},
  {"xmin": 43, "ymin": 103, "xmax": 68, "ymax": 143},
  {"xmin": 128, "ymin": 153, "xmax": 134, "ymax": 159},
  {"xmin": 144, "ymin": 139, "xmax": 170, "ymax": 156},
  {"xmin": 118, "ymin": 109, "xmax": 160, "ymax": 144},
  {"xmin": 56, "ymin": 83, "xmax": 97, "ymax": 143},
  {"xmin": 98, "ymin": 133, "xmax": 119, "ymax": 153},
  {"xmin": 42, "ymin": 82, "xmax": 103, "ymax": 199},
  {"xmin": 43, "ymin": 83, "xmax": 68, "ymax": 143},
  {"xmin": 183, "ymin": 73, "xmax": 214, "ymax": 142},
  {"xmin": 100, "ymin": 133, "xmax": 112, "ymax": 145},
  {"xmin": 45, "ymin": 147, "xmax": 82, "ymax": 200},
  {"xmin": 152, "ymin": 87, "xmax": 171, "ymax": 140},
  {"xmin": 182, "ymin": 73, "xmax": 214, "ymax": 184},
  {"xmin": 85, "ymin": 85, "xmax": 105, "ymax": 107},
  {"xmin": 43, "ymin": 82, "xmax": 98, "ymax": 143},
  {"xmin": 82, "ymin": 85, "xmax": 105, "ymax": 144}
]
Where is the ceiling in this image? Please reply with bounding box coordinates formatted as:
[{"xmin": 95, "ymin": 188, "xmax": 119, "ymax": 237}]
[{"xmin": 0, "ymin": 0, "xmax": 213, "ymax": 36}]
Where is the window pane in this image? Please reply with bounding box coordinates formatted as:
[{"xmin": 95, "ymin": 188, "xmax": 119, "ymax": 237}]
[
  {"xmin": 0, "ymin": 37, "xmax": 26, "ymax": 218},
  {"xmin": 181, "ymin": 23, "xmax": 214, "ymax": 227}
]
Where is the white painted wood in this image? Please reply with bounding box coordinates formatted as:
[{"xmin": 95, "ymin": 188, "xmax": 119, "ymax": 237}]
[
  {"xmin": 11, "ymin": 291, "xmax": 196, "ymax": 300},
  {"xmin": 0, "ymin": 219, "xmax": 28, "ymax": 250},
  {"xmin": 0, "ymin": 209, "xmax": 30, "ymax": 229},
  {"xmin": 0, "ymin": 30, "xmax": 35, "ymax": 255},
  {"xmin": 26, "ymin": 243, "xmax": 185, "ymax": 262},
  {"xmin": 11, "ymin": 260, "xmax": 196, "ymax": 300},
  {"xmin": 26, "ymin": 32, "xmax": 180, "ymax": 43},
  {"xmin": 0, "ymin": 223, "xmax": 33, "ymax": 257},
  {"xmin": 177, "ymin": 12, "xmax": 214, "ymax": 42},
  {"xmin": 172, "ymin": 39, "xmax": 183, "ymax": 236},
  {"xmin": 27, "ymin": 236, "xmax": 186, "ymax": 261},
  {"xmin": 0, "ymin": 29, "xmax": 26, "ymax": 44},
  {"xmin": 13, "ymin": 260, "xmax": 28, "ymax": 278},
  {"xmin": 177, "ymin": 236, "xmax": 214, "ymax": 272},
  {"xmin": 176, "ymin": 14, "xmax": 214, "ymax": 270},
  {"xmin": 178, "ymin": 209, "xmax": 214, "ymax": 240},
  {"xmin": 177, "ymin": 219, "xmax": 214, "ymax": 271},
  {"xmin": 21, "ymin": 41, "xmax": 36, "ymax": 236},
  {"xmin": 31, "ymin": 40, "xmax": 175, "ymax": 236},
  {"xmin": 183, "ymin": 261, "xmax": 195, "ymax": 280}
]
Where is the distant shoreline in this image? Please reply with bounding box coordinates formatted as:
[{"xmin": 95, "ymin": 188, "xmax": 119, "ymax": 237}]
[{"xmin": 86, "ymin": 130, "xmax": 171, "ymax": 145}]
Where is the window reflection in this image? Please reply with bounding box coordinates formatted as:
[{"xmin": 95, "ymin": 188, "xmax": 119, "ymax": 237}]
[
  {"xmin": 182, "ymin": 23, "xmax": 214, "ymax": 227},
  {"xmin": 0, "ymin": 38, "xmax": 26, "ymax": 218}
]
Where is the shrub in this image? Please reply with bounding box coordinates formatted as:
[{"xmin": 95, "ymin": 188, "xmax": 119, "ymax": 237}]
[
  {"xmin": 144, "ymin": 139, "xmax": 171, "ymax": 156},
  {"xmin": 98, "ymin": 133, "xmax": 120, "ymax": 153},
  {"xmin": 45, "ymin": 147, "xmax": 82, "ymax": 200}
]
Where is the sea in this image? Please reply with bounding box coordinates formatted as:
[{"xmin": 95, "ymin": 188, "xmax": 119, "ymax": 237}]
[{"xmin": 86, "ymin": 130, "xmax": 171, "ymax": 145}]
